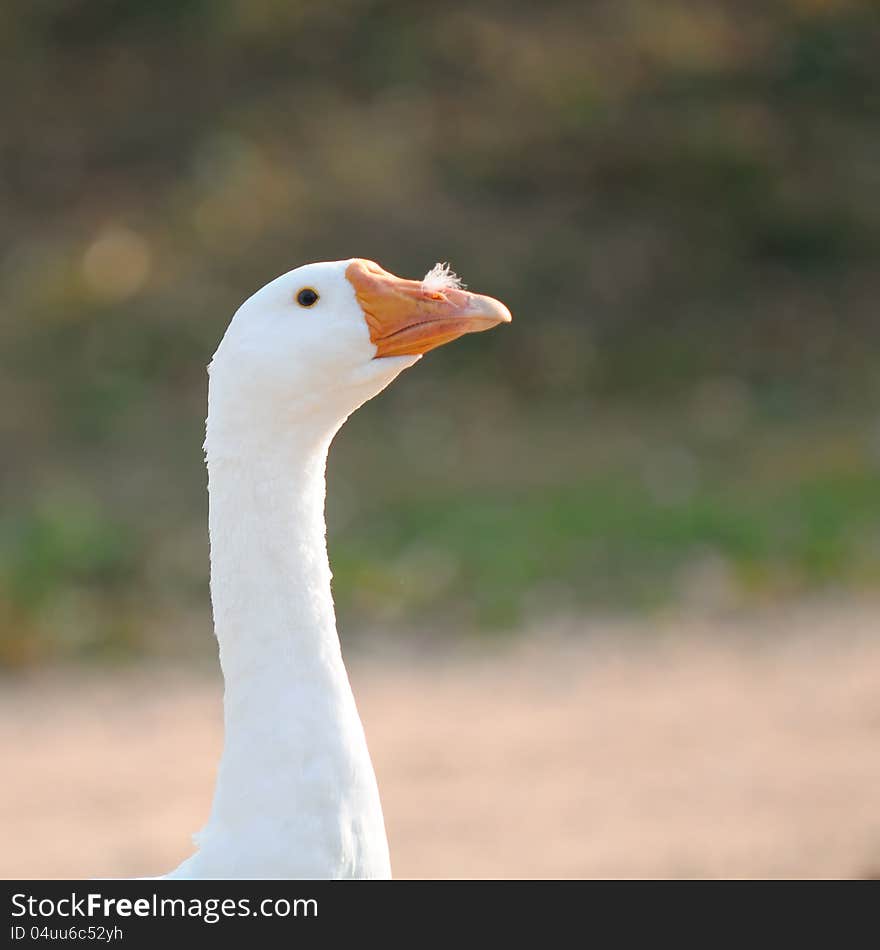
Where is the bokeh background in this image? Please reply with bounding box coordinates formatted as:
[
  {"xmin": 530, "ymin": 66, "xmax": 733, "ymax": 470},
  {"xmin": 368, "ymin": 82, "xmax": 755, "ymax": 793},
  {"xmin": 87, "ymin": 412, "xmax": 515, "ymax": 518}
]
[{"xmin": 2, "ymin": 0, "xmax": 880, "ymax": 878}]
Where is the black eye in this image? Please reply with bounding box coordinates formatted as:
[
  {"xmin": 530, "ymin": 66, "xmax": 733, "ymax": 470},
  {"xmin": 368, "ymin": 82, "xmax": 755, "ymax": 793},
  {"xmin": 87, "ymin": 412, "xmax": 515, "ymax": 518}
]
[{"xmin": 296, "ymin": 287, "xmax": 319, "ymax": 307}]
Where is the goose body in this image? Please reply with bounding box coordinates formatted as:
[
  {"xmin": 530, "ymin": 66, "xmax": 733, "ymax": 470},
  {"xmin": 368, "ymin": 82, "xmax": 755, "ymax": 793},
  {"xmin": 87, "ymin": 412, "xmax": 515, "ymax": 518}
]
[{"xmin": 160, "ymin": 259, "xmax": 510, "ymax": 879}]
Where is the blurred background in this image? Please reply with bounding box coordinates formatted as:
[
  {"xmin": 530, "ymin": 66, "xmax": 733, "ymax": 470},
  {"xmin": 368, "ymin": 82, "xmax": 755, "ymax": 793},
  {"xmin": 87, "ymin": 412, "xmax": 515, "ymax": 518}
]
[{"xmin": 2, "ymin": 0, "xmax": 880, "ymax": 878}]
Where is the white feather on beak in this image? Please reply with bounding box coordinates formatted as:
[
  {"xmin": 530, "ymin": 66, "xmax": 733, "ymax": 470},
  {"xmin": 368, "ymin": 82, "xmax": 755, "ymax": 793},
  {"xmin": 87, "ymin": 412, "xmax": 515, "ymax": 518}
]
[{"xmin": 421, "ymin": 261, "xmax": 466, "ymax": 292}]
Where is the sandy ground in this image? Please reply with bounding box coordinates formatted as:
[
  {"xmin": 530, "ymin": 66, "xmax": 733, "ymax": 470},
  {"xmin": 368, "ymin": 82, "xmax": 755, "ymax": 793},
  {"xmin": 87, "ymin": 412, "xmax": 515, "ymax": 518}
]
[{"xmin": 2, "ymin": 605, "xmax": 880, "ymax": 880}]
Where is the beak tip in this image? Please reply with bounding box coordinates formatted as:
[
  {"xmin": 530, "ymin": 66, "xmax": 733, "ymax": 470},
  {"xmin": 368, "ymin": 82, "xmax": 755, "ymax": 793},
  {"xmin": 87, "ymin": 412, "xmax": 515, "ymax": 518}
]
[{"xmin": 481, "ymin": 296, "xmax": 512, "ymax": 326}]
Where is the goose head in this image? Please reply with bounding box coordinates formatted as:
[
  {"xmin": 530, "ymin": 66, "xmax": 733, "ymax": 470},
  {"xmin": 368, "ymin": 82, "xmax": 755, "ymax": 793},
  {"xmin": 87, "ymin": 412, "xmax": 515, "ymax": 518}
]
[{"xmin": 207, "ymin": 258, "xmax": 511, "ymax": 440}]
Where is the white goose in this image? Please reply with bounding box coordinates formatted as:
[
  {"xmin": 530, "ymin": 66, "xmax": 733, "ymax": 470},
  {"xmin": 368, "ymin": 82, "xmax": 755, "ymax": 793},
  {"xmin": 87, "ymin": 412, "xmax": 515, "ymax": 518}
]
[{"xmin": 163, "ymin": 258, "xmax": 511, "ymax": 879}]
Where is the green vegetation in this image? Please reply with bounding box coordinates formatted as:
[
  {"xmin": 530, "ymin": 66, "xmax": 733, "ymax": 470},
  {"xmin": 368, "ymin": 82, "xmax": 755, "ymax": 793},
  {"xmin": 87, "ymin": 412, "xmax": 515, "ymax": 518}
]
[
  {"xmin": 329, "ymin": 404, "xmax": 880, "ymax": 629},
  {"xmin": 334, "ymin": 465, "xmax": 880, "ymax": 628},
  {"xmin": 2, "ymin": 1, "xmax": 879, "ymax": 663}
]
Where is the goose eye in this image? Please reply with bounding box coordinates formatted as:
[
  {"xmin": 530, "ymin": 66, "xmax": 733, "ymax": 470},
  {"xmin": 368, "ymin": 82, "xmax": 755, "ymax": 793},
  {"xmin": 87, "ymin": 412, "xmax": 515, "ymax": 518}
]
[{"xmin": 296, "ymin": 287, "xmax": 319, "ymax": 308}]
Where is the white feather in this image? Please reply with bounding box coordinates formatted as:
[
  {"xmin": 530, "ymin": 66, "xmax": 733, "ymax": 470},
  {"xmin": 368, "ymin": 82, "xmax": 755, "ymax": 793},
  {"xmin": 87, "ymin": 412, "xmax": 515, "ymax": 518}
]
[{"xmin": 422, "ymin": 261, "xmax": 465, "ymax": 292}]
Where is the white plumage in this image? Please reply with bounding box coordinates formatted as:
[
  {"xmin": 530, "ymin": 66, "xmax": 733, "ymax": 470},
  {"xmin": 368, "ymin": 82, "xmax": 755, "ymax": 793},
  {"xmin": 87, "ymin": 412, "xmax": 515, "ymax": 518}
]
[{"xmin": 154, "ymin": 259, "xmax": 510, "ymax": 879}]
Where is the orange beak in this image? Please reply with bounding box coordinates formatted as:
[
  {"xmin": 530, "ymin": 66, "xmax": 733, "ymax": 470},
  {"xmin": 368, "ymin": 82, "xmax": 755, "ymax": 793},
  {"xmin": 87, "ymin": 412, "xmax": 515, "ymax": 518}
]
[{"xmin": 345, "ymin": 259, "xmax": 512, "ymax": 358}]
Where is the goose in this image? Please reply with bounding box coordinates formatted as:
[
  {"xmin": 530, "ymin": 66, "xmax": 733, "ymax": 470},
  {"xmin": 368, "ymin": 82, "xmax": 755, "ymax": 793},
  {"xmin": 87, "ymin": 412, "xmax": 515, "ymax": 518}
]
[{"xmin": 162, "ymin": 258, "xmax": 511, "ymax": 879}]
